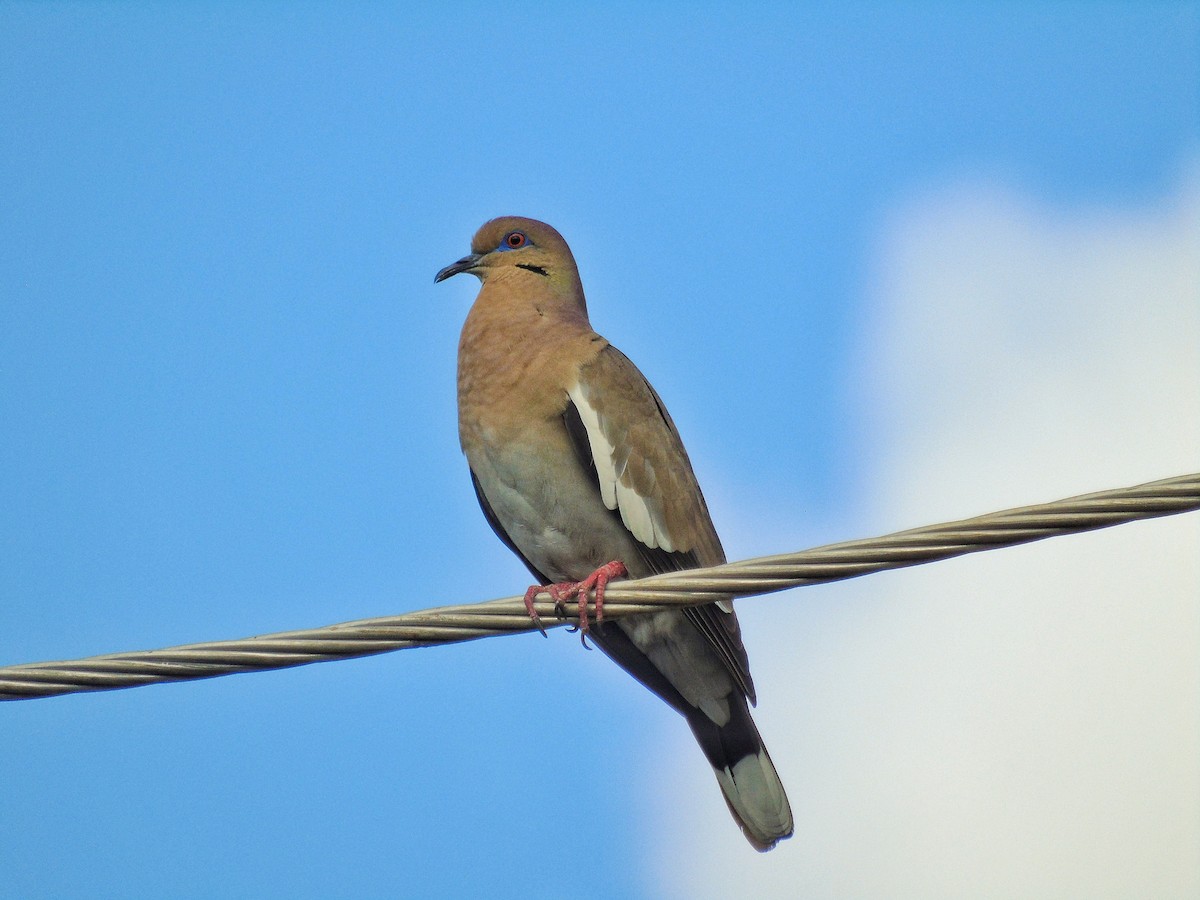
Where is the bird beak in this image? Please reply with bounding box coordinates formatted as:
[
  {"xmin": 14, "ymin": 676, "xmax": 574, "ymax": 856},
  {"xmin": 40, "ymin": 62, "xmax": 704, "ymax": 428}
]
[{"xmin": 434, "ymin": 253, "xmax": 483, "ymax": 283}]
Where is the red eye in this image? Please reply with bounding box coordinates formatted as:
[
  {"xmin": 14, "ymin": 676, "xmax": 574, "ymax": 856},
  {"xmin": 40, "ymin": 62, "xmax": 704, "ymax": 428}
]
[{"xmin": 505, "ymin": 231, "xmax": 527, "ymax": 248}]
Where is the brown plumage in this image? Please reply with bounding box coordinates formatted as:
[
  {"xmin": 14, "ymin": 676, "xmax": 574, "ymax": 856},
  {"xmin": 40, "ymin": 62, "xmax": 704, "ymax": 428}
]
[{"xmin": 438, "ymin": 216, "xmax": 793, "ymax": 851}]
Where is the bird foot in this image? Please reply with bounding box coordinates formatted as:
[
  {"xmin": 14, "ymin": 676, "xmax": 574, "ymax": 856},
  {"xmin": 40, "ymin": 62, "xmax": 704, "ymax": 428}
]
[{"xmin": 522, "ymin": 560, "xmax": 628, "ymax": 641}]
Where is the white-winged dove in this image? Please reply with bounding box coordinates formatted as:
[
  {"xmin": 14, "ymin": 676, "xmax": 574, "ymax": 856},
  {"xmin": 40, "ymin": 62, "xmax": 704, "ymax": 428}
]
[{"xmin": 437, "ymin": 216, "xmax": 793, "ymax": 851}]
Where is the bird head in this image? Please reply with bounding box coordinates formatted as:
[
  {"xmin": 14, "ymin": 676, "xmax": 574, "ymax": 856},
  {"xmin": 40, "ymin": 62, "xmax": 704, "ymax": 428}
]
[{"xmin": 434, "ymin": 217, "xmax": 581, "ymax": 290}]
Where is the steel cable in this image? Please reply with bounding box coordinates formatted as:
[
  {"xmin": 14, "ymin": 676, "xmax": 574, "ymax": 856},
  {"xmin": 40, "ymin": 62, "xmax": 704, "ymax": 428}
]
[{"xmin": 2, "ymin": 472, "xmax": 1196, "ymax": 701}]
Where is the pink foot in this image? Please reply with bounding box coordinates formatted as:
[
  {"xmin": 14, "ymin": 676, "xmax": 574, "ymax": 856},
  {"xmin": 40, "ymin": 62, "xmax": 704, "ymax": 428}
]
[
  {"xmin": 523, "ymin": 560, "xmax": 628, "ymax": 638},
  {"xmin": 522, "ymin": 584, "xmax": 550, "ymax": 637}
]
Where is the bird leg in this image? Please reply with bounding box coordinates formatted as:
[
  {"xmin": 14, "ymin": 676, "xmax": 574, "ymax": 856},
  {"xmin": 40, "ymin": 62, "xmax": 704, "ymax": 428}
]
[{"xmin": 522, "ymin": 560, "xmax": 628, "ymax": 638}]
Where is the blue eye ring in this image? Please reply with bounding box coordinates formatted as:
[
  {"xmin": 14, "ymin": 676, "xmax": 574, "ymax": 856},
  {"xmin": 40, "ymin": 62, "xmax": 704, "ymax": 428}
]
[{"xmin": 499, "ymin": 231, "xmax": 528, "ymax": 251}]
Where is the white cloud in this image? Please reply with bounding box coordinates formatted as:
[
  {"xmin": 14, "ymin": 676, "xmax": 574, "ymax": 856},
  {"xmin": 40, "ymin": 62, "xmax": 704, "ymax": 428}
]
[{"xmin": 649, "ymin": 164, "xmax": 1200, "ymax": 897}]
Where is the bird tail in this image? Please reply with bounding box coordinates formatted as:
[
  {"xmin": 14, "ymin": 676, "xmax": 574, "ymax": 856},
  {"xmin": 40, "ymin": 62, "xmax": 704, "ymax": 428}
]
[{"xmin": 687, "ymin": 701, "xmax": 794, "ymax": 852}]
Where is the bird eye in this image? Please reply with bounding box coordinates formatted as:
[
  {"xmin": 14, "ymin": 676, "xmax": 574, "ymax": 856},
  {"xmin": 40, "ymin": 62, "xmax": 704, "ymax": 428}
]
[{"xmin": 504, "ymin": 231, "xmax": 527, "ymax": 249}]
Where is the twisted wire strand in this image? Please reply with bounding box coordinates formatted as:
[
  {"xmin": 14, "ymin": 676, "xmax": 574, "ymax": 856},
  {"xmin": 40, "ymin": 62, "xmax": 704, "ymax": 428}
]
[{"xmin": 2, "ymin": 472, "xmax": 1197, "ymax": 702}]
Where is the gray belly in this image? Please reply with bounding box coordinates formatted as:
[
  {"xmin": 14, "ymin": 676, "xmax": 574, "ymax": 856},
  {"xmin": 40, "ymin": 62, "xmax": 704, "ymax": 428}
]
[{"xmin": 470, "ymin": 437, "xmax": 646, "ymax": 583}]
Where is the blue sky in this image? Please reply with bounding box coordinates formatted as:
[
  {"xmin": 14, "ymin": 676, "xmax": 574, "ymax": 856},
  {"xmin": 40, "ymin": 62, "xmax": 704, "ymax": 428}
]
[{"xmin": 2, "ymin": 5, "xmax": 1197, "ymax": 898}]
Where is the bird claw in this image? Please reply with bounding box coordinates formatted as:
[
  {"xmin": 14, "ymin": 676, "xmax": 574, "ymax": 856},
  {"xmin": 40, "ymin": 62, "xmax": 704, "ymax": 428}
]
[
  {"xmin": 521, "ymin": 585, "xmax": 549, "ymax": 638},
  {"xmin": 522, "ymin": 560, "xmax": 628, "ymax": 640}
]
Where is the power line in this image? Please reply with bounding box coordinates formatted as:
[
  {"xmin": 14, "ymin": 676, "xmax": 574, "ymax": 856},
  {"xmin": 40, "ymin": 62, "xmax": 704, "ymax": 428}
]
[{"xmin": 2, "ymin": 472, "xmax": 1197, "ymax": 702}]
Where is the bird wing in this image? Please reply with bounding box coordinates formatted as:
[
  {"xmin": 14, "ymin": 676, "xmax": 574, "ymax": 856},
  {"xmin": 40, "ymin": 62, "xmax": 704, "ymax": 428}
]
[{"xmin": 564, "ymin": 344, "xmax": 756, "ymax": 703}]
